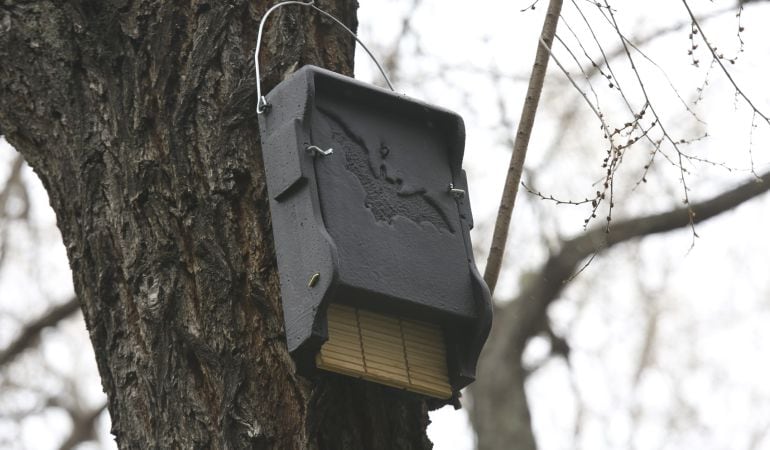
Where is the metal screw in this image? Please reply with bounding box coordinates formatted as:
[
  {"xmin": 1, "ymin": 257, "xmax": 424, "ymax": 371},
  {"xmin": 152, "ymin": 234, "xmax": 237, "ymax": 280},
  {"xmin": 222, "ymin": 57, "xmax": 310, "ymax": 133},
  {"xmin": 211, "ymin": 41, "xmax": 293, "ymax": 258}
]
[{"xmin": 308, "ymin": 272, "xmax": 321, "ymax": 288}]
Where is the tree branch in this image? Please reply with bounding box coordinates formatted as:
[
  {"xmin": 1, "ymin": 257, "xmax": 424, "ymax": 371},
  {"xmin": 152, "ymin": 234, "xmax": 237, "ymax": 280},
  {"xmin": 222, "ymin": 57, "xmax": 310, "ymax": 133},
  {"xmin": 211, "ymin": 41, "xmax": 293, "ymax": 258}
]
[
  {"xmin": 510, "ymin": 169, "xmax": 770, "ymax": 344},
  {"xmin": 484, "ymin": 0, "xmax": 564, "ymax": 294},
  {"xmin": 682, "ymin": 0, "xmax": 770, "ymax": 125},
  {"xmin": 472, "ymin": 170, "xmax": 770, "ymax": 450},
  {"xmin": 0, "ymin": 298, "xmax": 80, "ymax": 367},
  {"xmin": 59, "ymin": 402, "xmax": 108, "ymax": 450},
  {"xmin": 577, "ymin": 4, "xmax": 736, "ymax": 80},
  {"xmin": 0, "ymin": 154, "xmax": 26, "ymax": 218}
]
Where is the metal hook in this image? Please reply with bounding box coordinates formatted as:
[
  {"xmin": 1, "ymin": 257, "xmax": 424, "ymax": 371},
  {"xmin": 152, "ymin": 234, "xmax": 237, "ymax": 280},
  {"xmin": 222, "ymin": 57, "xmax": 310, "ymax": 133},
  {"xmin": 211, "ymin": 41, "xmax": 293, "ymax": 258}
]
[
  {"xmin": 257, "ymin": 96, "xmax": 270, "ymax": 114},
  {"xmin": 306, "ymin": 145, "xmax": 333, "ymax": 156},
  {"xmin": 255, "ymin": 0, "xmax": 395, "ymax": 114}
]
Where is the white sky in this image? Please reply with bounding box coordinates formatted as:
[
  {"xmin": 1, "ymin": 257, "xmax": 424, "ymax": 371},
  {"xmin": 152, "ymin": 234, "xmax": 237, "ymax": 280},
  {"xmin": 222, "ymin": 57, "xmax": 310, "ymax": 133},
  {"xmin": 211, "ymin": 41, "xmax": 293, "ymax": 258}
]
[{"xmin": 3, "ymin": 0, "xmax": 770, "ymax": 448}]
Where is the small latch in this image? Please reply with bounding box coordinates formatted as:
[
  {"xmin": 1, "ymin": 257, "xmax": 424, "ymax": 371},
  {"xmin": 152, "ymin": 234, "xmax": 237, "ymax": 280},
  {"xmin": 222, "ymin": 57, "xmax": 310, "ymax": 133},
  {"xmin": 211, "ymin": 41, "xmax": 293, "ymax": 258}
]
[
  {"xmin": 306, "ymin": 145, "xmax": 333, "ymax": 157},
  {"xmin": 448, "ymin": 183, "xmax": 465, "ymax": 199}
]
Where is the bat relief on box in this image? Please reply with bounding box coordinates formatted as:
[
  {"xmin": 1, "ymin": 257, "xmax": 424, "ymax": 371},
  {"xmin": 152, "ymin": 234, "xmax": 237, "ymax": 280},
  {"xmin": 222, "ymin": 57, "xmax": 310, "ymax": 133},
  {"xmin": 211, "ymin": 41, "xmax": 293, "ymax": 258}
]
[{"xmin": 318, "ymin": 107, "xmax": 454, "ymax": 234}]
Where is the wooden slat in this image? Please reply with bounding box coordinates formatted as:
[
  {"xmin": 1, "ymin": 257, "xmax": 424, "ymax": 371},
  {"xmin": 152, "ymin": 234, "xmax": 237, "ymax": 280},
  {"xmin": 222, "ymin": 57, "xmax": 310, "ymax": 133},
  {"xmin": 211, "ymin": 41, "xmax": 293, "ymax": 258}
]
[{"xmin": 316, "ymin": 303, "xmax": 453, "ymax": 399}]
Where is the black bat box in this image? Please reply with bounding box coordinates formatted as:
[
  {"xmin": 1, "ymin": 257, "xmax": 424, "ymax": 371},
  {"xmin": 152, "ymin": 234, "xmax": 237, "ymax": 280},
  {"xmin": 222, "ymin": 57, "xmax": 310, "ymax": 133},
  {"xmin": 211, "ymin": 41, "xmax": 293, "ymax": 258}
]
[{"xmin": 258, "ymin": 66, "xmax": 492, "ymax": 399}]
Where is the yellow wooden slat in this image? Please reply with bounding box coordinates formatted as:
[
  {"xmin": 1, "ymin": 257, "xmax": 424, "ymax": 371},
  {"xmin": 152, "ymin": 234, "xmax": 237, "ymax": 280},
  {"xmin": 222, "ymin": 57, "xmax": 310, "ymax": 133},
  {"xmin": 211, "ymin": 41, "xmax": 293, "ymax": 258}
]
[
  {"xmin": 319, "ymin": 349, "xmax": 366, "ymax": 365},
  {"xmin": 316, "ymin": 303, "xmax": 452, "ymax": 399}
]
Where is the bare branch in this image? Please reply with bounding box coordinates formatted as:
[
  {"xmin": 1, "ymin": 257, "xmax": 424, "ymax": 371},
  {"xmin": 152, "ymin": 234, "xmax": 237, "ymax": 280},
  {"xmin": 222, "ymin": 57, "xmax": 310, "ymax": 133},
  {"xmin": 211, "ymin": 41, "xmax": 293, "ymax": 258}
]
[
  {"xmin": 600, "ymin": 2, "xmax": 698, "ymax": 238},
  {"xmin": 526, "ymin": 8, "xmax": 730, "ymax": 207},
  {"xmin": 59, "ymin": 403, "xmax": 108, "ymax": 450},
  {"xmin": 0, "ymin": 154, "xmax": 26, "ymax": 219},
  {"xmin": 682, "ymin": 0, "xmax": 770, "ymax": 125},
  {"xmin": 0, "ymin": 154, "xmax": 28, "ymax": 269},
  {"xmin": 378, "ymin": 0, "xmax": 422, "ymax": 86},
  {"xmin": 0, "ymin": 297, "xmax": 80, "ymax": 367},
  {"xmin": 484, "ymin": 0, "xmax": 564, "ymax": 294},
  {"xmin": 508, "ymin": 169, "xmax": 770, "ymax": 351},
  {"xmin": 473, "ymin": 170, "xmax": 770, "ymax": 450}
]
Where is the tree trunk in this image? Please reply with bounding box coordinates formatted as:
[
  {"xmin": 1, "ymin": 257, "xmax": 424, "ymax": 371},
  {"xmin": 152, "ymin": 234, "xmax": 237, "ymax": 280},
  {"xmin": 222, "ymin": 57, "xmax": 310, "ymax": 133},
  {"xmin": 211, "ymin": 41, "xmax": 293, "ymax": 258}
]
[
  {"xmin": 470, "ymin": 300, "xmax": 537, "ymax": 450},
  {"xmin": 0, "ymin": 1, "xmax": 431, "ymax": 448}
]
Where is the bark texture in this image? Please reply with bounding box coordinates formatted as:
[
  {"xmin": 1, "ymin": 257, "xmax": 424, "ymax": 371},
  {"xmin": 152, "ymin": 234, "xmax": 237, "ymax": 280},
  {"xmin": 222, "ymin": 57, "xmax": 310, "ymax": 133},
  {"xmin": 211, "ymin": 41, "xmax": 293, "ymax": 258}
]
[{"xmin": 0, "ymin": 1, "xmax": 432, "ymax": 448}]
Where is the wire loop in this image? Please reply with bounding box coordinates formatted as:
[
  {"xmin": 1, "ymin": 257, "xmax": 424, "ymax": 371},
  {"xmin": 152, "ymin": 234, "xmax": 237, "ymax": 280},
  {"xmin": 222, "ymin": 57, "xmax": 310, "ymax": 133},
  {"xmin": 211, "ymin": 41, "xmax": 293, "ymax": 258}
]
[{"xmin": 255, "ymin": 0, "xmax": 395, "ymax": 114}]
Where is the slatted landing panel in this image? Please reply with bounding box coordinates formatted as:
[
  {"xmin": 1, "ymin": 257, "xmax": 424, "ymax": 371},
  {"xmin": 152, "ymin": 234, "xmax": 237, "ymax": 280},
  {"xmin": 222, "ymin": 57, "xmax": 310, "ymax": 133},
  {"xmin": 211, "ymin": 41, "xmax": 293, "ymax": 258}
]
[{"xmin": 316, "ymin": 303, "xmax": 452, "ymax": 399}]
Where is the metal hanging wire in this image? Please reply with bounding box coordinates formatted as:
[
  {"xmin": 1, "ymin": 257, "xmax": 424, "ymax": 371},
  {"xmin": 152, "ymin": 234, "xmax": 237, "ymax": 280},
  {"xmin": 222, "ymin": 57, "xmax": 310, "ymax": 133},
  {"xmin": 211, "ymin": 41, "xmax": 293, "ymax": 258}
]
[{"xmin": 254, "ymin": 0, "xmax": 395, "ymax": 114}]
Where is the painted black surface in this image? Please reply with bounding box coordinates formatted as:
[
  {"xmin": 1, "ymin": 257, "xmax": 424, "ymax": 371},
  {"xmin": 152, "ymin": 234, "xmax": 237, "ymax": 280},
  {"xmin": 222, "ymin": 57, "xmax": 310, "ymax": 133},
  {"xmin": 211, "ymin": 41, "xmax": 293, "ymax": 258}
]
[{"xmin": 258, "ymin": 66, "xmax": 492, "ymax": 396}]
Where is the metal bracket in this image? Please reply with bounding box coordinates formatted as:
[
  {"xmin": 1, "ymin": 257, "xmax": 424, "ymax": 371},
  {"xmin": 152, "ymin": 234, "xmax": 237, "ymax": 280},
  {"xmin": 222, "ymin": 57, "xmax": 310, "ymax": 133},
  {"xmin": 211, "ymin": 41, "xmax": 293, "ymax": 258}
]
[
  {"xmin": 448, "ymin": 183, "xmax": 466, "ymax": 199},
  {"xmin": 306, "ymin": 145, "xmax": 333, "ymax": 157}
]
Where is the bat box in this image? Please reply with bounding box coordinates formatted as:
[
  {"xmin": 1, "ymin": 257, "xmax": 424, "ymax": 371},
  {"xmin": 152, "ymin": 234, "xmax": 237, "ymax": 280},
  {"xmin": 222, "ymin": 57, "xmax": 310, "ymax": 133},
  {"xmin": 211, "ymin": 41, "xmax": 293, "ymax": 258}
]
[{"xmin": 258, "ymin": 66, "xmax": 492, "ymax": 401}]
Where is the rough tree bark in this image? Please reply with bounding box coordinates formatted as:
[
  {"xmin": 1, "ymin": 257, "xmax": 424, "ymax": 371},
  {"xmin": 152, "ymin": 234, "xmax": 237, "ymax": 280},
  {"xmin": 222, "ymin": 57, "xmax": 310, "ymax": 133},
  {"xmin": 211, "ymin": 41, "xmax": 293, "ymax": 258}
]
[{"xmin": 0, "ymin": 1, "xmax": 432, "ymax": 448}]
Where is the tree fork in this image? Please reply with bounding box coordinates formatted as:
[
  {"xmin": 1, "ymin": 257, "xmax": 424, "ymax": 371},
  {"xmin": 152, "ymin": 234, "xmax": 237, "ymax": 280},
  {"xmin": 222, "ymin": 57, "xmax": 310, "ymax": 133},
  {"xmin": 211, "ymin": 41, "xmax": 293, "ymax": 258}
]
[{"xmin": 472, "ymin": 170, "xmax": 770, "ymax": 450}]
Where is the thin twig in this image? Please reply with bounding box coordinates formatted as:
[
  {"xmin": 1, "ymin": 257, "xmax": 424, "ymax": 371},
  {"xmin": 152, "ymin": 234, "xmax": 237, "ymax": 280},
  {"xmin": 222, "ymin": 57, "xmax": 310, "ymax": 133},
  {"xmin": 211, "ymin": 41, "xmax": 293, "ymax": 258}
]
[
  {"xmin": 682, "ymin": 0, "xmax": 770, "ymax": 125},
  {"xmin": 539, "ymin": 38, "xmax": 606, "ymax": 126},
  {"xmin": 601, "ymin": 2, "xmax": 698, "ymax": 243},
  {"xmin": 483, "ymin": 0, "xmax": 564, "ymax": 295},
  {"xmin": 521, "ymin": 0, "xmax": 542, "ymax": 13}
]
